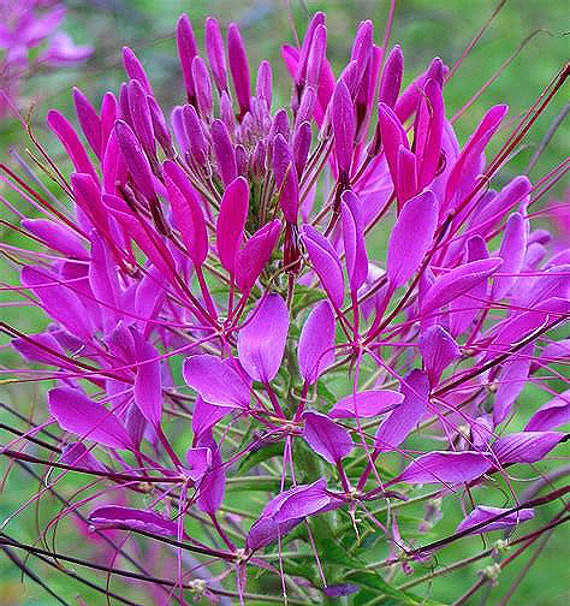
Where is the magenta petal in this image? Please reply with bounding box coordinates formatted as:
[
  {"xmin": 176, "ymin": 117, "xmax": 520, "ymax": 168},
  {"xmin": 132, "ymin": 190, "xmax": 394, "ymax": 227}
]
[
  {"xmin": 103, "ymin": 194, "xmax": 175, "ymax": 278},
  {"xmin": 48, "ymin": 387, "xmax": 133, "ymax": 450},
  {"xmin": 176, "ymin": 14, "xmax": 198, "ymax": 100},
  {"xmin": 211, "ymin": 119, "xmax": 238, "ymax": 187},
  {"xmin": 416, "ymin": 79, "xmax": 445, "ymax": 188},
  {"xmin": 132, "ymin": 330, "xmax": 162, "ymax": 427},
  {"xmin": 22, "ymin": 219, "xmax": 87, "ymax": 259},
  {"xmin": 419, "ymin": 325, "xmax": 460, "ymax": 385},
  {"xmin": 256, "ymin": 60, "xmax": 273, "ymax": 110},
  {"xmin": 379, "ymin": 45, "xmax": 404, "ymax": 108},
  {"xmin": 493, "ymin": 345, "xmax": 532, "ymax": 426},
  {"xmin": 122, "ymin": 47, "xmax": 153, "ymax": 95},
  {"xmin": 73, "ymin": 87, "xmax": 102, "ymax": 159},
  {"xmin": 330, "ymin": 390, "xmax": 404, "ymax": 419},
  {"xmin": 182, "ymin": 105, "xmax": 207, "ymax": 164},
  {"xmin": 457, "ymin": 506, "xmax": 534, "ymax": 535},
  {"xmin": 492, "ymin": 212, "xmax": 527, "ymax": 300},
  {"xmin": 195, "ymin": 432, "xmax": 226, "ymax": 514},
  {"xmin": 332, "ymin": 79, "xmax": 355, "ymax": 176},
  {"xmin": 396, "ymin": 145, "xmax": 418, "ymax": 203},
  {"xmin": 492, "ymin": 431, "xmax": 566, "ymax": 465},
  {"xmin": 127, "ymin": 79, "xmax": 155, "ymax": 157},
  {"xmin": 237, "ymin": 294, "xmax": 289, "ymax": 383},
  {"xmin": 386, "ymin": 189, "xmax": 438, "ymax": 288},
  {"xmin": 421, "ymin": 258, "xmax": 503, "ymax": 316},
  {"xmin": 216, "ymin": 176, "xmax": 249, "ymax": 273},
  {"xmin": 21, "ymin": 266, "xmax": 92, "ymax": 339},
  {"xmin": 293, "ymin": 121, "xmax": 312, "ymax": 176},
  {"xmin": 12, "ymin": 331, "xmax": 73, "ymax": 370},
  {"xmin": 227, "ymin": 23, "xmax": 251, "ymax": 116},
  {"xmin": 184, "ymin": 447, "xmax": 212, "ymax": 482},
  {"xmin": 247, "ymin": 479, "xmax": 330, "ymax": 550},
  {"xmin": 378, "ymin": 102, "xmax": 408, "ymax": 191},
  {"xmin": 525, "ymin": 390, "xmax": 570, "ymax": 432},
  {"xmin": 183, "ymin": 355, "xmax": 250, "ymax": 408},
  {"xmin": 301, "ymin": 225, "xmax": 344, "ymax": 308},
  {"xmin": 375, "ymin": 370, "xmax": 429, "ymax": 451},
  {"xmin": 114, "ymin": 119, "xmax": 155, "ymax": 202},
  {"xmin": 341, "ymin": 190, "xmax": 368, "ymax": 292},
  {"xmin": 192, "ymin": 396, "xmax": 231, "ymax": 443},
  {"xmin": 164, "ymin": 163, "xmax": 208, "ymax": 267},
  {"xmin": 60, "ymin": 443, "xmax": 106, "ymax": 473},
  {"xmin": 306, "ymin": 24, "xmax": 327, "ymax": 90},
  {"xmin": 47, "ymin": 109, "xmax": 98, "ymax": 183},
  {"xmin": 205, "ymin": 17, "xmax": 227, "ymax": 93},
  {"xmin": 302, "ymin": 411, "xmax": 354, "ymax": 464},
  {"xmin": 484, "ymin": 297, "xmax": 569, "ymax": 362},
  {"xmin": 235, "ymin": 220, "xmax": 281, "ymax": 292},
  {"xmin": 445, "ymin": 104, "xmax": 508, "ymax": 204},
  {"xmin": 395, "ymin": 451, "xmax": 491, "ymax": 485},
  {"xmin": 88, "ymin": 505, "xmax": 178, "ymax": 537},
  {"xmin": 192, "ymin": 56, "xmax": 213, "ymax": 119},
  {"xmin": 298, "ymin": 300, "xmax": 335, "ymax": 384},
  {"xmin": 279, "ymin": 166, "xmax": 300, "ymax": 224},
  {"xmin": 89, "ymin": 232, "xmax": 120, "ymax": 331}
]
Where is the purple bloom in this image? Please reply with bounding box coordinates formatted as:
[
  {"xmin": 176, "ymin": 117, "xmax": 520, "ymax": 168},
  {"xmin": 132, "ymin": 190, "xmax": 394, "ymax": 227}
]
[{"xmin": 4, "ymin": 7, "xmax": 569, "ymax": 603}]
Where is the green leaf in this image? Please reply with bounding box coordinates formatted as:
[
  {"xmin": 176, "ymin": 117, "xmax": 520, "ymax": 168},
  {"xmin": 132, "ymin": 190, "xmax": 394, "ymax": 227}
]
[
  {"xmin": 238, "ymin": 442, "xmax": 285, "ymax": 473},
  {"xmin": 291, "ymin": 284, "xmax": 327, "ymax": 315},
  {"xmin": 317, "ymin": 381, "xmax": 338, "ymax": 407},
  {"xmin": 227, "ymin": 477, "xmax": 283, "ymax": 492},
  {"xmin": 347, "ymin": 571, "xmax": 445, "ymax": 606},
  {"xmin": 310, "ymin": 516, "xmax": 364, "ymax": 568}
]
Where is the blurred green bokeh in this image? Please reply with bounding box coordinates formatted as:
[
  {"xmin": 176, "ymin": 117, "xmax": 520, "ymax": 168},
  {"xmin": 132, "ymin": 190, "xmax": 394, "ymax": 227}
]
[{"xmin": 0, "ymin": 1, "xmax": 568, "ymax": 605}]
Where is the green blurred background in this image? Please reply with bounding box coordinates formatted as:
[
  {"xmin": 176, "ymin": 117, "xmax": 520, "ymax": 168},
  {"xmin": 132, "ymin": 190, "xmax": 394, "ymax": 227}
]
[{"xmin": 0, "ymin": 1, "xmax": 568, "ymax": 604}]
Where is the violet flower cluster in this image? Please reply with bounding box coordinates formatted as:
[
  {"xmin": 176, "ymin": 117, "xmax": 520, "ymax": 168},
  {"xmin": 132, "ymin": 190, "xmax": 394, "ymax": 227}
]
[
  {"xmin": 0, "ymin": 0, "xmax": 92, "ymax": 117},
  {"xmin": 1, "ymin": 8, "xmax": 568, "ymax": 605}
]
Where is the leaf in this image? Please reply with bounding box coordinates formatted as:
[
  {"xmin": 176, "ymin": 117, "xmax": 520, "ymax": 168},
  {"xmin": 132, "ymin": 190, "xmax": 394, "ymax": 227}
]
[
  {"xmin": 310, "ymin": 516, "xmax": 363, "ymax": 568},
  {"xmin": 348, "ymin": 571, "xmax": 443, "ymax": 605},
  {"xmin": 238, "ymin": 442, "xmax": 285, "ymax": 473}
]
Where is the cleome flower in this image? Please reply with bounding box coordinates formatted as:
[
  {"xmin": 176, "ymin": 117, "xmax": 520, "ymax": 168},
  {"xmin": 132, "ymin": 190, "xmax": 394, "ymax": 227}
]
[{"xmin": 1, "ymin": 6, "xmax": 568, "ymax": 605}]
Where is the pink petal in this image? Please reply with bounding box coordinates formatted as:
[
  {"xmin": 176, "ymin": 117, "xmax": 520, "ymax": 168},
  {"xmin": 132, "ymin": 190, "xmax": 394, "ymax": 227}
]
[
  {"xmin": 341, "ymin": 190, "xmax": 368, "ymax": 292},
  {"xmin": 492, "ymin": 431, "xmax": 566, "ymax": 465},
  {"xmin": 183, "ymin": 355, "xmax": 250, "ymax": 408},
  {"xmin": 330, "ymin": 390, "xmax": 404, "ymax": 418},
  {"xmin": 48, "ymin": 387, "xmax": 133, "ymax": 450},
  {"xmin": 164, "ymin": 162, "xmax": 208, "ymax": 267},
  {"xmin": 419, "ymin": 325, "xmax": 460, "ymax": 385},
  {"xmin": 492, "ymin": 212, "xmax": 527, "ymax": 300},
  {"xmin": 395, "ymin": 451, "xmax": 491, "ymax": 485},
  {"xmin": 375, "ymin": 370, "xmax": 429, "ymax": 451},
  {"xmin": 301, "ymin": 225, "xmax": 344, "ymax": 308},
  {"xmin": 386, "ymin": 189, "xmax": 438, "ymax": 288},
  {"xmin": 89, "ymin": 505, "xmax": 178, "ymax": 537},
  {"xmin": 237, "ymin": 294, "xmax": 289, "ymax": 383},
  {"xmin": 216, "ymin": 176, "xmax": 249, "ymax": 273},
  {"xmin": 302, "ymin": 411, "xmax": 354, "ymax": 464},
  {"xmin": 298, "ymin": 300, "xmax": 335, "ymax": 384},
  {"xmin": 235, "ymin": 220, "xmax": 282, "ymax": 292},
  {"xmin": 457, "ymin": 506, "xmax": 534, "ymax": 535},
  {"xmin": 525, "ymin": 390, "xmax": 570, "ymax": 432},
  {"xmin": 421, "ymin": 258, "xmax": 503, "ymax": 316}
]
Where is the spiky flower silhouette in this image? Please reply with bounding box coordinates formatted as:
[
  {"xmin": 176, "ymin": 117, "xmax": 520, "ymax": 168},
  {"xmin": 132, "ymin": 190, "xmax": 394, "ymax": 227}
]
[{"xmin": 1, "ymin": 5, "xmax": 568, "ymax": 605}]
